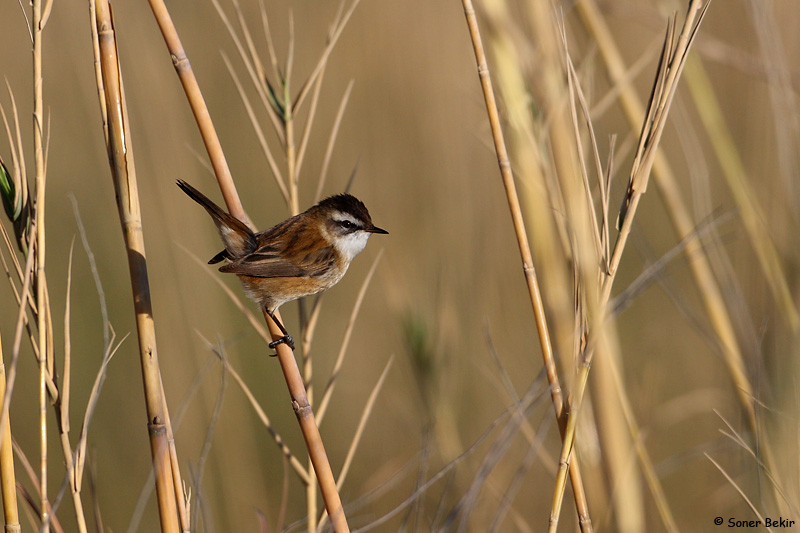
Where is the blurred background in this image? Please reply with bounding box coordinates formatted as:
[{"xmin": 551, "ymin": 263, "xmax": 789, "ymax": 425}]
[{"xmin": 0, "ymin": 0, "xmax": 798, "ymax": 531}]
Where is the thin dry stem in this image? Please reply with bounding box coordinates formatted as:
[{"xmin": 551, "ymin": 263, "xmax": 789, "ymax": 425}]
[
  {"xmin": 548, "ymin": 4, "xmax": 709, "ymax": 531},
  {"xmin": 705, "ymin": 453, "xmax": 771, "ymax": 532},
  {"xmin": 220, "ymin": 53, "xmax": 288, "ymax": 203},
  {"xmin": 576, "ymin": 0, "xmax": 783, "ymax": 512},
  {"xmin": 31, "ymin": 0, "xmax": 50, "ymax": 528},
  {"xmin": 179, "ymin": 243, "xmax": 272, "ymax": 346},
  {"xmin": 266, "ymin": 310, "xmax": 349, "ymax": 532}
]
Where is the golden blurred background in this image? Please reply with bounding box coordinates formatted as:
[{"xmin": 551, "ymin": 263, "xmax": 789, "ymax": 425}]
[{"xmin": 0, "ymin": 0, "xmax": 798, "ymax": 531}]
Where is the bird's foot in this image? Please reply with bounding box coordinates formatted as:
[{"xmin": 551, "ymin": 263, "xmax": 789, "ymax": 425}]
[{"xmin": 269, "ymin": 334, "xmax": 295, "ymax": 352}]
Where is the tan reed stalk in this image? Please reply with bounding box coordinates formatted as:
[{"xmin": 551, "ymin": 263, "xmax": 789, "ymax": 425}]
[
  {"xmin": 0, "ymin": 334, "xmax": 19, "ymax": 533},
  {"xmin": 549, "ymin": 4, "xmax": 709, "ymax": 531},
  {"xmin": 30, "ymin": 0, "xmax": 51, "ymax": 528},
  {"xmin": 576, "ymin": 0, "xmax": 785, "ymax": 515},
  {"xmin": 459, "ymin": 0, "xmax": 594, "ymax": 531},
  {"xmin": 92, "ymin": 2, "xmax": 182, "ymax": 531},
  {"xmin": 145, "ymin": 1, "xmax": 350, "ymax": 529},
  {"xmin": 563, "ymin": 35, "xmax": 648, "ymax": 532}
]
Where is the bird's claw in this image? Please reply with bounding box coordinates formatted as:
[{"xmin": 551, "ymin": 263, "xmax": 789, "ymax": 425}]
[{"xmin": 269, "ymin": 334, "xmax": 295, "ymax": 352}]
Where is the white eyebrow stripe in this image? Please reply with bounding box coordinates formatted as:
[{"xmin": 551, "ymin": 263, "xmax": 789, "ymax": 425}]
[{"xmin": 332, "ymin": 211, "xmax": 360, "ymax": 226}]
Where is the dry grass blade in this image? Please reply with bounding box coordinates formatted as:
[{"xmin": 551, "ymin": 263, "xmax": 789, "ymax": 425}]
[
  {"xmin": 74, "ymin": 330, "xmax": 124, "ymax": 491},
  {"xmin": 292, "ymin": 0, "xmax": 361, "ymax": 112},
  {"xmin": 178, "ymin": 242, "xmax": 272, "ymax": 345},
  {"xmin": 563, "ymin": 28, "xmax": 604, "ymax": 266},
  {"xmin": 705, "ymin": 453, "xmax": 772, "ymax": 532},
  {"xmin": 317, "ymin": 357, "xmax": 393, "ymax": 530},
  {"xmin": 197, "ymin": 332, "xmax": 311, "ymax": 484},
  {"xmin": 0, "ymin": 223, "xmax": 36, "ymax": 448},
  {"xmin": 190, "ymin": 343, "xmax": 227, "ymax": 531},
  {"xmin": 683, "ymin": 55, "xmax": 799, "ymax": 331},
  {"xmin": 339, "ymin": 356, "xmax": 393, "ymax": 486},
  {"xmin": 294, "ymin": 66, "xmax": 325, "ymax": 182},
  {"xmin": 446, "ymin": 380, "xmax": 549, "ymax": 533},
  {"xmin": 257, "ymin": 0, "xmax": 280, "ymax": 83},
  {"xmin": 11, "ymin": 438, "xmax": 63, "ymax": 533},
  {"xmin": 549, "ymin": 4, "xmax": 709, "ymax": 531},
  {"xmin": 48, "ymin": 329, "xmax": 124, "ymax": 533},
  {"xmin": 317, "ymin": 250, "xmax": 383, "ymax": 423},
  {"xmin": 604, "ymin": 341, "xmax": 678, "ymax": 532},
  {"xmin": 713, "ymin": 410, "xmax": 797, "ymax": 516},
  {"xmin": 231, "ymin": 0, "xmax": 267, "ymax": 92},
  {"xmin": 220, "ymin": 52, "xmax": 287, "ymax": 203},
  {"xmin": 213, "ymin": 0, "xmax": 286, "ymax": 149},
  {"xmin": 314, "ymin": 79, "xmax": 354, "ymax": 203},
  {"xmin": 69, "ymin": 196, "xmax": 109, "ymax": 349},
  {"xmin": 611, "ymin": 210, "xmax": 734, "ymax": 316},
  {"xmin": 482, "ymin": 326, "xmax": 557, "ymax": 471},
  {"xmin": 354, "ymin": 409, "xmax": 513, "ymax": 532},
  {"xmin": 487, "ymin": 435, "xmax": 540, "ymax": 533}
]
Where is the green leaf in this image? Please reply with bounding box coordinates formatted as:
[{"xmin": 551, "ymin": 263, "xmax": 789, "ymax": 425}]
[
  {"xmin": 265, "ymin": 77, "xmax": 285, "ymax": 119},
  {"xmin": 0, "ymin": 157, "xmax": 20, "ymax": 221}
]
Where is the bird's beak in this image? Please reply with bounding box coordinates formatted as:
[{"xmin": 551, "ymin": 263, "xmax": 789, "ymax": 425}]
[{"xmin": 367, "ymin": 225, "xmax": 389, "ymax": 235}]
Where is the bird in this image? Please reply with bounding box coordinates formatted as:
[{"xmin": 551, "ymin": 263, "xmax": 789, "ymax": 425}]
[{"xmin": 177, "ymin": 179, "xmax": 387, "ymax": 352}]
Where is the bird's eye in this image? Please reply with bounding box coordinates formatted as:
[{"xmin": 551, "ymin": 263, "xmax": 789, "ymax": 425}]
[{"xmin": 339, "ymin": 220, "xmax": 355, "ymax": 229}]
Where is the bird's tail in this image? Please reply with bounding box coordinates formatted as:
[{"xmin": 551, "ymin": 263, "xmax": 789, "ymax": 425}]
[{"xmin": 177, "ymin": 179, "xmax": 256, "ymax": 262}]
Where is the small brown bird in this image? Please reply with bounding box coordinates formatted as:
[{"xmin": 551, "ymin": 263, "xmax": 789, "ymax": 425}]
[{"xmin": 177, "ymin": 180, "xmax": 387, "ymax": 351}]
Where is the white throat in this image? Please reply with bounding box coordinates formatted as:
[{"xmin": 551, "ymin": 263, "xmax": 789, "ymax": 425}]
[{"xmin": 333, "ymin": 231, "xmax": 371, "ymax": 262}]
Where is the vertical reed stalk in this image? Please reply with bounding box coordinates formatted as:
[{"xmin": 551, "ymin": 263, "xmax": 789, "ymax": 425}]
[
  {"xmin": 0, "ymin": 335, "xmax": 19, "ymax": 533},
  {"xmin": 93, "ymin": 2, "xmax": 181, "ymax": 530},
  {"xmin": 459, "ymin": 0, "xmax": 593, "ymax": 531},
  {"xmin": 31, "ymin": 0, "xmax": 49, "ymax": 528}
]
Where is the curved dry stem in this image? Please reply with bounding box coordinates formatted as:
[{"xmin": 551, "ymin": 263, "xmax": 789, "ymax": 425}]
[
  {"xmin": 314, "ymin": 80, "xmax": 354, "ymax": 203},
  {"xmin": 317, "ymin": 357, "xmax": 393, "ymax": 530},
  {"xmin": 198, "ymin": 333, "xmax": 311, "ymax": 484},
  {"xmin": 317, "ymin": 250, "xmax": 383, "ymax": 423},
  {"xmin": 548, "ymin": 4, "xmax": 709, "ymax": 531},
  {"xmin": 178, "ymin": 243, "xmax": 272, "ymax": 346},
  {"xmin": 221, "ymin": 52, "xmax": 288, "ymax": 203}
]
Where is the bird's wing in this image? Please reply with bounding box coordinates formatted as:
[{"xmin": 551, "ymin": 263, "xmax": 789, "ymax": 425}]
[{"xmin": 219, "ymin": 220, "xmax": 337, "ymax": 279}]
